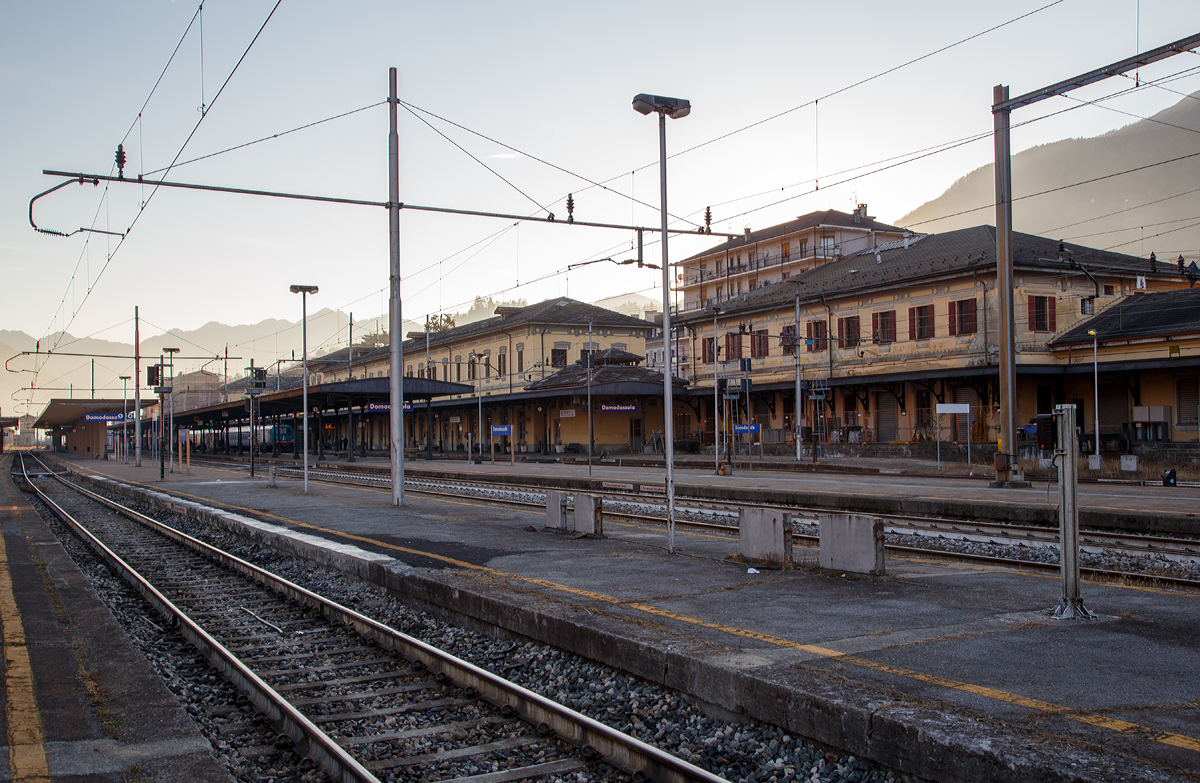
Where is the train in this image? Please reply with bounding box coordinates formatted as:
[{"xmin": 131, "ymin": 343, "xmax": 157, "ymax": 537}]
[{"xmin": 204, "ymin": 424, "xmax": 295, "ymax": 453}]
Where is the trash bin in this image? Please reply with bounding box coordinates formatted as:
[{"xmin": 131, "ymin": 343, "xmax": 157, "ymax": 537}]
[{"xmin": 1163, "ymin": 468, "xmax": 1177, "ymax": 487}]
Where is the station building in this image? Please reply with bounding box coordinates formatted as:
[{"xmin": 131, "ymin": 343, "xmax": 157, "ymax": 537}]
[{"xmin": 673, "ymin": 222, "xmax": 1198, "ymax": 456}]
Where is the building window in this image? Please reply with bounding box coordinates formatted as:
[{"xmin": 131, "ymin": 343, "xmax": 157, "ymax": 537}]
[
  {"xmin": 751, "ymin": 329, "xmax": 769, "ymax": 358},
  {"xmin": 872, "ymin": 311, "xmax": 896, "ymax": 344},
  {"xmin": 1104, "ymin": 284, "xmax": 1115, "ymax": 296},
  {"xmin": 948, "ymin": 299, "xmax": 977, "ymax": 335},
  {"xmin": 780, "ymin": 324, "xmax": 797, "ymax": 356},
  {"xmin": 724, "ymin": 333, "xmax": 743, "ymax": 360},
  {"xmin": 1027, "ymin": 295, "xmax": 1056, "ymax": 332},
  {"xmin": 497, "ymin": 351, "xmax": 507, "ymax": 377},
  {"xmin": 908, "ymin": 305, "xmax": 933, "ymax": 340},
  {"xmin": 806, "ymin": 320, "xmax": 827, "ymax": 352},
  {"xmin": 1178, "ymin": 377, "xmax": 1199, "ymax": 425},
  {"xmin": 455, "ymin": 356, "xmax": 462, "ymax": 382},
  {"xmin": 838, "ymin": 316, "xmax": 860, "ymax": 349},
  {"xmin": 1081, "ymin": 298, "xmax": 1094, "ymax": 315},
  {"xmin": 551, "ymin": 348, "xmax": 567, "ymax": 367},
  {"xmin": 517, "ymin": 349, "xmax": 524, "ymax": 374},
  {"xmin": 781, "ymin": 241, "xmax": 791, "ymax": 261},
  {"xmin": 703, "ymin": 337, "xmax": 716, "ymax": 363},
  {"xmin": 468, "ymin": 358, "xmax": 476, "ymax": 381},
  {"xmin": 406, "ymin": 365, "xmax": 413, "ymax": 377},
  {"xmin": 798, "ymin": 240, "xmax": 808, "ymax": 258},
  {"xmin": 484, "ymin": 352, "xmax": 492, "ymax": 378}
]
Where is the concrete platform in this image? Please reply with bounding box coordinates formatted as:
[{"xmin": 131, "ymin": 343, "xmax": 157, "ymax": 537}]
[
  {"xmin": 57, "ymin": 453, "xmax": 1200, "ymax": 783},
  {"xmin": 0, "ymin": 454, "xmax": 233, "ymax": 782}
]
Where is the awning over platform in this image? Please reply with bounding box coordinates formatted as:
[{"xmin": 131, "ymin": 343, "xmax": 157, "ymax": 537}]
[{"xmin": 33, "ymin": 399, "xmax": 150, "ymax": 429}]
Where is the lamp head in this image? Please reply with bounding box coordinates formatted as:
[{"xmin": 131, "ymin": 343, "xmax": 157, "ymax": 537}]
[
  {"xmin": 632, "ymin": 93, "xmax": 691, "ymax": 119},
  {"xmin": 290, "ymin": 284, "xmax": 319, "ymax": 294},
  {"xmin": 164, "ymin": 347, "xmax": 179, "ymax": 354},
  {"xmin": 1087, "ymin": 330, "xmax": 1097, "ymax": 336}
]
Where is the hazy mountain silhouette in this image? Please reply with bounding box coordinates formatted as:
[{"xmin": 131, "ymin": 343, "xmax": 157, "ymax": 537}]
[{"xmin": 897, "ymin": 90, "xmax": 1200, "ymax": 261}]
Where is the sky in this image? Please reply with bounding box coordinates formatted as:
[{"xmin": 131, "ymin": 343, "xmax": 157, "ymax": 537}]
[{"xmin": 3, "ymin": 0, "xmax": 1200, "ymax": 369}]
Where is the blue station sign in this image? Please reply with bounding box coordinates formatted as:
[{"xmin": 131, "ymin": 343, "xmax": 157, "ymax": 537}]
[
  {"xmin": 491, "ymin": 424, "xmax": 512, "ymax": 436},
  {"xmin": 733, "ymin": 423, "xmax": 761, "ymax": 434},
  {"xmin": 84, "ymin": 413, "xmax": 130, "ymax": 422},
  {"xmin": 367, "ymin": 402, "xmax": 413, "ymax": 413}
]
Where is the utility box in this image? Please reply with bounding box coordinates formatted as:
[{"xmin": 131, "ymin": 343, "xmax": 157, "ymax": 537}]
[
  {"xmin": 573, "ymin": 494, "xmax": 603, "ymax": 536},
  {"xmin": 1120, "ymin": 454, "xmax": 1139, "ymax": 472},
  {"xmin": 818, "ymin": 514, "xmax": 885, "ymax": 575},
  {"xmin": 1088, "ymin": 454, "xmax": 1102, "ymax": 471},
  {"xmin": 1164, "ymin": 469, "xmax": 1178, "ymax": 487},
  {"xmin": 545, "ymin": 490, "xmax": 567, "ymax": 529},
  {"xmin": 737, "ymin": 508, "xmax": 793, "ymax": 568}
]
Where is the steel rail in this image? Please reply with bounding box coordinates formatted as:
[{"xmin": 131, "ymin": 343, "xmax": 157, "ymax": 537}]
[
  {"xmin": 26, "ymin": 453, "xmax": 729, "ymax": 783},
  {"xmin": 17, "ymin": 454, "xmax": 381, "ymax": 783}
]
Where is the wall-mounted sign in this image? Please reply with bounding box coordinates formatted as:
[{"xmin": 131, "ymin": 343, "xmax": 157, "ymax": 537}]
[
  {"xmin": 491, "ymin": 424, "xmax": 512, "ymax": 436},
  {"xmin": 84, "ymin": 413, "xmax": 127, "ymax": 422},
  {"xmin": 935, "ymin": 403, "xmax": 970, "ymax": 414},
  {"xmin": 449, "ymin": 416, "xmax": 461, "ymax": 423},
  {"xmin": 367, "ymin": 402, "xmax": 413, "ymax": 413},
  {"xmin": 559, "ymin": 409, "xmax": 576, "ymax": 418},
  {"xmin": 599, "ymin": 402, "xmax": 639, "ymax": 414}
]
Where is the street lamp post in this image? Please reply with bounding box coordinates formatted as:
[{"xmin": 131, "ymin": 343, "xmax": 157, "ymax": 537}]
[
  {"xmin": 1089, "ymin": 329, "xmax": 1100, "ymax": 465},
  {"xmin": 587, "ymin": 318, "xmax": 594, "ymax": 478},
  {"xmin": 291, "ymin": 284, "xmax": 318, "ymax": 494},
  {"xmin": 633, "ymin": 92, "xmax": 690, "ymax": 554},
  {"xmin": 708, "ymin": 305, "xmax": 721, "ymax": 474},
  {"xmin": 119, "ymin": 375, "xmax": 130, "ymax": 463},
  {"xmin": 164, "ymin": 348, "xmax": 179, "ymax": 474},
  {"xmin": 469, "ymin": 352, "xmax": 484, "ymax": 464}
]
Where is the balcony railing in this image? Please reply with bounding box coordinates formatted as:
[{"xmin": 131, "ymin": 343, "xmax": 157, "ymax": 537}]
[{"xmin": 680, "ymin": 245, "xmax": 841, "ymax": 287}]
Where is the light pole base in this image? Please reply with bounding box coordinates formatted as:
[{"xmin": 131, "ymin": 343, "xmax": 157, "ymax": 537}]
[
  {"xmin": 989, "ymin": 479, "xmax": 1032, "ymax": 489},
  {"xmin": 1052, "ymin": 597, "xmax": 1096, "ymax": 620}
]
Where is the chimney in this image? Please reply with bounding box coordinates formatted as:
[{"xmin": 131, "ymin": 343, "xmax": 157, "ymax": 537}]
[
  {"xmin": 903, "ymin": 230, "xmax": 910, "ymax": 250},
  {"xmin": 743, "ymin": 227, "xmax": 751, "ymax": 239}
]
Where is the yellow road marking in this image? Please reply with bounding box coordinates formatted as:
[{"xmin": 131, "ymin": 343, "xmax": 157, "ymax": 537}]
[
  {"xmin": 78, "ymin": 461, "xmax": 1200, "ymax": 754},
  {"xmin": 0, "ymin": 458, "xmax": 52, "ymax": 782}
]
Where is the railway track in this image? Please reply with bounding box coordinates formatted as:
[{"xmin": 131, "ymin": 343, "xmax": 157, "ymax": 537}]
[
  {"xmin": 187, "ymin": 454, "xmax": 1200, "ymax": 574},
  {"xmin": 17, "ymin": 452, "xmax": 726, "ymax": 783}
]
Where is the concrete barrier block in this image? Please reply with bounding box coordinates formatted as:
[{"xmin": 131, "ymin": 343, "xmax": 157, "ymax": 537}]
[
  {"xmin": 573, "ymin": 494, "xmax": 603, "ymax": 536},
  {"xmin": 269, "ymin": 466, "xmax": 277, "ymax": 488},
  {"xmin": 545, "ymin": 490, "xmax": 567, "ymax": 529},
  {"xmin": 738, "ymin": 508, "xmax": 793, "ymax": 568},
  {"xmin": 818, "ymin": 514, "xmax": 885, "ymax": 575}
]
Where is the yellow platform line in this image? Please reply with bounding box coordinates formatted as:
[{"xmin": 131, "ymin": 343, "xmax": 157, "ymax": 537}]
[
  {"xmin": 82, "ymin": 462, "xmax": 1200, "ymax": 754},
  {"xmin": 0, "ymin": 459, "xmax": 51, "ymax": 782}
]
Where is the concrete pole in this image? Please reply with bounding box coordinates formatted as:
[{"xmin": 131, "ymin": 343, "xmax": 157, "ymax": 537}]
[
  {"xmin": 134, "ymin": 307, "xmax": 141, "ymax": 467},
  {"xmin": 656, "ymin": 110, "xmax": 678, "ymax": 553},
  {"xmin": 1093, "ymin": 332, "xmax": 1100, "ymax": 461},
  {"xmin": 992, "ymin": 84, "xmax": 1023, "ymax": 486},
  {"xmin": 713, "ymin": 308, "xmax": 719, "ymax": 473},
  {"xmin": 388, "ymin": 67, "xmax": 405, "ymax": 506},
  {"xmin": 587, "ymin": 318, "xmax": 593, "ymax": 478},
  {"xmin": 302, "ymin": 293, "xmax": 309, "ymax": 494},
  {"xmin": 794, "ymin": 293, "xmax": 802, "ymax": 462}
]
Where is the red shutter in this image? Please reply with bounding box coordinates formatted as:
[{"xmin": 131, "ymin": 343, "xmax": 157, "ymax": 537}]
[
  {"xmin": 927, "ymin": 306, "xmax": 934, "ymax": 338},
  {"xmin": 806, "ymin": 322, "xmax": 813, "ymax": 353},
  {"xmin": 1048, "ymin": 297, "xmax": 1056, "ymax": 332},
  {"xmin": 837, "ymin": 318, "xmax": 844, "ymax": 348},
  {"xmin": 948, "ymin": 301, "xmax": 957, "ymax": 336},
  {"xmin": 908, "ymin": 308, "xmax": 916, "ymax": 341},
  {"xmin": 1028, "ymin": 295, "xmax": 1036, "ymax": 332},
  {"xmin": 967, "ymin": 298, "xmax": 977, "ymax": 334},
  {"xmin": 872, "ymin": 312, "xmax": 879, "ymax": 344}
]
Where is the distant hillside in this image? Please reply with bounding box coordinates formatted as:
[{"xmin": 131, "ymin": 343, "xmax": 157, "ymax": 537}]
[{"xmin": 898, "ymin": 90, "xmax": 1200, "ymax": 261}]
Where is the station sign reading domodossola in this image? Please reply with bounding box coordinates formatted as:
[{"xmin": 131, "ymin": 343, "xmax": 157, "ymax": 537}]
[
  {"xmin": 84, "ymin": 413, "xmax": 133, "ymax": 422},
  {"xmin": 367, "ymin": 402, "xmax": 414, "ymax": 412},
  {"xmin": 598, "ymin": 403, "xmax": 639, "ymax": 413}
]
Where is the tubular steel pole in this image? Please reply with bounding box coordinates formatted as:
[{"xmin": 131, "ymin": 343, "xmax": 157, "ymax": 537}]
[
  {"xmin": 388, "ymin": 67, "xmax": 405, "ymax": 506},
  {"xmin": 1093, "ymin": 334, "xmax": 1100, "ymax": 461},
  {"xmin": 657, "ymin": 111, "xmax": 678, "ymax": 553},
  {"xmin": 134, "ymin": 307, "xmax": 141, "ymax": 467},
  {"xmin": 794, "ymin": 293, "xmax": 802, "ymax": 462},
  {"xmin": 302, "ymin": 294, "xmax": 310, "ymax": 495},
  {"xmin": 1054, "ymin": 404, "xmax": 1093, "ymax": 619},
  {"xmin": 993, "ymin": 84, "xmax": 1021, "ymax": 486},
  {"xmin": 588, "ymin": 319, "xmax": 593, "ymax": 478},
  {"xmin": 348, "ymin": 312, "xmax": 355, "ymax": 463},
  {"xmin": 713, "ymin": 309, "xmax": 720, "ymax": 474}
]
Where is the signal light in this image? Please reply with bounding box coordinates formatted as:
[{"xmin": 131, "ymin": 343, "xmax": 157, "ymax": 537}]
[
  {"xmin": 115, "ymin": 144, "xmax": 127, "ymax": 178},
  {"xmin": 147, "ymin": 364, "xmax": 160, "ymax": 386},
  {"xmin": 566, "ymin": 194, "xmax": 575, "ymax": 224},
  {"xmin": 1035, "ymin": 414, "xmax": 1057, "ymax": 451}
]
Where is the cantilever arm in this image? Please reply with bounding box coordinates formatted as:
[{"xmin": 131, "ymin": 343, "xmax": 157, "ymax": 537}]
[{"xmin": 29, "ymin": 176, "xmax": 125, "ymax": 238}]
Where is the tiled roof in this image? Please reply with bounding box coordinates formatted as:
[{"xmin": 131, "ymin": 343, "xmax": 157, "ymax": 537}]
[
  {"xmin": 682, "ymin": 225, "xmax": 1178, "ymax": 321},
  {"xmin": 681, "ymin": 209, "xmax": 908, "ymax": 262},
  {"xmin": 1051, "ymin": 287, "xmax": 1200, "ymax": 344},
  {"xmin": 524, "ymin": 363, "xmax": 681, "ymax": 392}
]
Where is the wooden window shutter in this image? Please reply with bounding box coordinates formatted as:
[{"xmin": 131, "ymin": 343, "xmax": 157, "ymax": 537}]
[
  {"xmin": 837, "ymin": 318, "xmax": 844, "ymax": 347},
  {"xmin": 806, "ymin": 321, "xmax": 813, "ymax": 353},
  {"xmin": 1048, "ymin": 297, "xmax": 1056, "ymax": 332},
  {"xmin": 967, "ymin": 298, "xmax": 977, "ymax": 333},
  {"xmin": 1027, "ymin": 295, "xmax": 1036, "ymax": 331},
  {"xmin": 908, "ymin": 308, "xmax": 916, "ymax": 341},
  {"xmin": 872, "ymin": 312, "xmax": 879, "ymax": 344},
  {"xmin": 947, "ymin": 301, "xmax": 957, "ymax": 336}
]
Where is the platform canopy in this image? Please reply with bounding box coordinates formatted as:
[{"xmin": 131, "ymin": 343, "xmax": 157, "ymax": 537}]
[
  {"xmin": 0, "ymin": 417, "xmax": 19, "ymax": 429},
  {"xmin": 171, "ymin": 376, "xmax": 474, "ymax": 427},
  {"xmin": 33, "ymin": 398, "xmax": 149, "ymax": 430}
]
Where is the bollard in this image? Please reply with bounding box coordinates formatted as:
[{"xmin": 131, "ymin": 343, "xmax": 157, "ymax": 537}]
[
  {"xmin": 1163, "ymin": 468, "xmax": 1177, "ymax": 487},
  {"xmin": 545, "ymin": 490, "xmax": 568, "ymax": 529},
  {"xmin": 818, "ymin": 514, "xmax": 885, "ymax": 575},
  {"xmin": 269, "ymin": 466, "xmax": 277, "ymax": 488},
  {"xmin": 737, "ymin": 508, "xmax": 793, "ymax": 568},
  {"xmin": 572, "ymin": 494, "xmax": 603, "ymax": 536}
]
